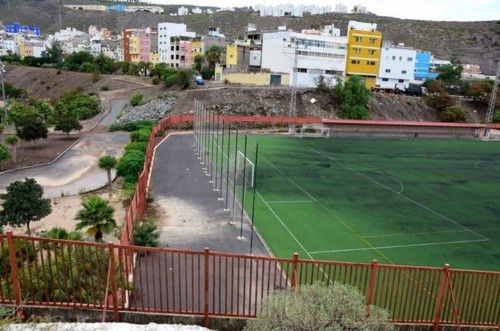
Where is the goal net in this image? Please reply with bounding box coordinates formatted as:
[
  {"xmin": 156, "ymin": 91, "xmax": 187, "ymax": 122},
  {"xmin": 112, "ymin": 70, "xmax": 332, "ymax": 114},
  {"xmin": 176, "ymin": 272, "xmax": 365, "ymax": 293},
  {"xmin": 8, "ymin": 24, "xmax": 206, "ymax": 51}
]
[
  {"xmin": 297, "ymin": 124, "xmax": 330, "ymax": 138},
  {"xmin": 236, "ymin": 151, "xmax": 255, "ymax": 188}
]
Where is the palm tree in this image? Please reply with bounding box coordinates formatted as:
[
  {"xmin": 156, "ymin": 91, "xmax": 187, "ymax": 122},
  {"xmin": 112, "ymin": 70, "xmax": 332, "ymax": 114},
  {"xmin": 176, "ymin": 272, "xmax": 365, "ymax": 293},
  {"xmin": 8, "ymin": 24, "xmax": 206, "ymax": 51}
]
[
  {"xmin": 205, "ymin": 45, "xmax": 222, "ymax": 70},
  {"xmin": 0, "ymin": 123, "xmax": 5, "ymax": 143},
  {"xmin": 5, "ymin": 135, "xmax": 18, "ymax": 163},
  {"xmin": 75, "ymin": 195, "xmax": 116, "ymax": 242},
  {"xmin": 98, "ymin": 155, "xmax": 117, "ymax": 192}
]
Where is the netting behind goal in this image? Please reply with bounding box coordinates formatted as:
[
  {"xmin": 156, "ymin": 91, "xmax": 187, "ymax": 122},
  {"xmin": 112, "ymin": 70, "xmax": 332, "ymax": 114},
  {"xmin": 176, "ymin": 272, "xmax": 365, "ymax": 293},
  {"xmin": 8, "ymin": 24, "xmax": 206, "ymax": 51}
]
[
  {"xmin": 297, "ymin": 124, "xmax": 330, "ymax": 138},
  {"xmin": 236, "ymin": 151, "xmax": 255, "ymax": 188}
]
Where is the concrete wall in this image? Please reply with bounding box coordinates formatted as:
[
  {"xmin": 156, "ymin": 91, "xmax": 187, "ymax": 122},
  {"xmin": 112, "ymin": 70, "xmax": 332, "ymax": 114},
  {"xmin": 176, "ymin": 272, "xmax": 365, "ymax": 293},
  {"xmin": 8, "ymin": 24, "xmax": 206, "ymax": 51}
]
[{"xmin": 223, "ymin": 72, "xmax": 290, "ymax": 86}]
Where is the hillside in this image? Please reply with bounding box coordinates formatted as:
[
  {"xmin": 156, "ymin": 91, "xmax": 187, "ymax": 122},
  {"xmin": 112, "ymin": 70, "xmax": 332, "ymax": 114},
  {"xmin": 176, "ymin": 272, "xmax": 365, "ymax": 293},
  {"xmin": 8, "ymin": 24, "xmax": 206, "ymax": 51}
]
[{"xmin": 0, "ymin": 0, "xmax": 499, "ymax": 70}]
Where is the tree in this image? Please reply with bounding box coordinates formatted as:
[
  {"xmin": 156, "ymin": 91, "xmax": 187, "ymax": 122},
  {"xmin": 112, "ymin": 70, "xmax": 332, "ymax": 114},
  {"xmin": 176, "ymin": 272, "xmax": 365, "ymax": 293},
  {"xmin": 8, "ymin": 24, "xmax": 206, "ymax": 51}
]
[
  {"xmin": 0, "ymin": 144, "xmax": 10, "ymax": 169},
  {"xmin": 93, "ymin": 54, "xmax": 116, "ymax": 74},
  {"xmin": 32, "ymin": 99, "xmax": 54, "ymax": 123},
  {"xmin": 54, "ymin": 112, "xmax": 82, "ymax": 138},
  {"xmin": 0, "ymin": 123, "xmax": 4, "ymax": 143},
  {"xmin": 0, "ymin": 178, "xmax": 51, "ymax": 235},
  {"xmin": 42, "ymin": 41, "xmax": 64, "ymax": 65},
  {"xmin": 7, "ymin": 101, "xmax": 36, "ymax": 129},
  {"xmin": 205, "ymin": 45, "xmax": 222, "ymax": 70},
  {"xmin": 441, "ymin": 106, "xmax": 466, "ymax": 122},
  {"xmin": 133, "ymin": 219, "xmax": 160, "ymax": 247},
  {"xmin": 335, "ymin": 75, "xmax": 371, "ymax": 119},
  {"xmin": 129, "ymin": 94, "xmax": 143, "ymax": 107},
  {"xmin": 63, "ymin": 51, "xmax": 94, "ymax": 71},
  {"xmin": 5, "ymin": 135, "xmax": 19, "ymax": 163},
  {"xmin": 426, "ymin": 79, "xmax": 446, "ymax": 94},
  {"xmin": 98, "ymin": 155, "xmax": 117, "ymax": 192},
  {"xmin": 426, "ymin": 93, "xmax": 456, "ymax": 111},
  {"xmin": 245, "ymin": 284, "xmax": 393, "ymax": 331},
  {"xmin": 54, "ymin": 91, "xmax": 100, "ymax": 120},
  {"xmin": 193, "ymin": 54, "xmax": 204, "ymax": 72},
  {"xmin": 75, "ymin": 195, "xmax": 116, "ymax": 242},
  {"xmin": 16, "ymin": 115, "xmax": 48, "ymax": 148},
  {"xmin": 466, "ymin": 81, "xmax": 492, "ymax": 102},
  {"xmin": 436, "ymin": 57, "xmax": 463, "ymax": 86}
]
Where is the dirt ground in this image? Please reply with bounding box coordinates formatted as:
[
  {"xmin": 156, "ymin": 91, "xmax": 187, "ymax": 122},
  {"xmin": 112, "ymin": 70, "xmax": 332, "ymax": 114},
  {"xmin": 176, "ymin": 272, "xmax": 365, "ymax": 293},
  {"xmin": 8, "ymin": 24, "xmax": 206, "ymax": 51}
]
[
  {"xmin": 5, "ymin": 182, "xmax": 126, "ymax": 243},
  {"xmin": 1, "ymin": 134, "xmax": 81, "ymax": 171}
]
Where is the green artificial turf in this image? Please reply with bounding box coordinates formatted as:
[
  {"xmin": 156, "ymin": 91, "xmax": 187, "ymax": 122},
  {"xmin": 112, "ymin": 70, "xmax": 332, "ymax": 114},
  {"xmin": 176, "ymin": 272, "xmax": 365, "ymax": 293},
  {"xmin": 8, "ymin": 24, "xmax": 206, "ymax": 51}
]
[{"xmin": 232, "ymin": 135, "xmax": 500, "ymax": 271}]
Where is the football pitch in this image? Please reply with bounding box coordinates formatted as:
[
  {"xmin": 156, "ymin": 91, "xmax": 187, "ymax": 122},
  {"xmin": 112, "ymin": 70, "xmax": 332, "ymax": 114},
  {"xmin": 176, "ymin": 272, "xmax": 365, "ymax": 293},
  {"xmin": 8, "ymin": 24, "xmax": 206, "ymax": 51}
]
[{"xmin": 234, "ymin": 135, "xmax": 500, "ymax": 271}]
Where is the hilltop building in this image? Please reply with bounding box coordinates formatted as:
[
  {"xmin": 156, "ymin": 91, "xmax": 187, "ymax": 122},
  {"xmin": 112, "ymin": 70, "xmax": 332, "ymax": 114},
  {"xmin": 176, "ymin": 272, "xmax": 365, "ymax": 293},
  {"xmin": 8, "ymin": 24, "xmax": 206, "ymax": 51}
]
[{"xmin": 376, "ymin": 43, "xmax": 417, "ymax": 89}]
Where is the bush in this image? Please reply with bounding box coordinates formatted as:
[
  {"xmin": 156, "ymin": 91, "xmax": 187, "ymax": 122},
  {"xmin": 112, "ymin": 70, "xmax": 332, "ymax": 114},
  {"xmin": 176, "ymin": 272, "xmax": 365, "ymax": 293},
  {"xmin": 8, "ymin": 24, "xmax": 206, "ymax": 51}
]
[
  {"xmin": 335, "ymin": 75, "xmax": 371, "ymax": 119},
  {"xmin": 133, "ymin": 219, "xmax": 160, "ymax": 247},
  {"xmin": 441, "ymin": 106, "xmax": 466, "ymax": 122},
  {"xmin": 40, "ymin": 227, "xmax": 84, "ymax": 241},
  {"xmin": 100, "ymin": 85, "xmax": 109, "ymax": 91},
  {"xmin": 55, "ymin": 91, "xmax": 100, "ymax": 120},
  {"xmin": 426, "ymin": 93, "xmax": 456, "ymax": 111},
  {"xmin": 117, "ymin": 150, "xmax": 145, "ymax": 183},
  {"xmin": 493, "ymin": 112, "xmax": 500, "ymax": 123},
  {"xmin": 426, "ymin": 79, "xmax": 446, "ymax": 94},
  {"xmin": 152, "ymin": 77, "xmax": 160, "ymax": 85},
  {"xmin": 0, "ymin": 240, "xmax": 36, "ymax": 276},
  {"xmin": 130, "ymin": 94, "xmax": 143, "ymax": 107},
  {"xmin": 124, "ymin": 141, "xmax": 148, "ymax": 153},
  {"xmin": 130, "ymin": 127, "xmax": 151, "ymax": 142},
  {"xmin": 245, "ymin": 284, "xmax": 393, "ymax": 331},
  {"xmin": 108, "ymin": 121, "xmax": 154, "ymax": 132}
]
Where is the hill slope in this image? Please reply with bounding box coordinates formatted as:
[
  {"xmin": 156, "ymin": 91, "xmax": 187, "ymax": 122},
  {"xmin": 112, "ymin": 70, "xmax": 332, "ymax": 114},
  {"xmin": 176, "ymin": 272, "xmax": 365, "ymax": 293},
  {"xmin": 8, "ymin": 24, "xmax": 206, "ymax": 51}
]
[{"xmin": 1, "ymin": 0, "xmax": 498, "ymax": 69}]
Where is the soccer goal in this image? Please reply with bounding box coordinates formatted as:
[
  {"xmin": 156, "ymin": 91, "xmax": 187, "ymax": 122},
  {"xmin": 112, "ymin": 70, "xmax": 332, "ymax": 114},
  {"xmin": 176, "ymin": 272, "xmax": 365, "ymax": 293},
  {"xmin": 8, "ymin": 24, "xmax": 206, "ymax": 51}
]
[
  {"xmin": 297, "ymin": 124, "xmax": 330, "ymax": 138},
  {"xmin": 236, "ymin": 151, "xmax": 255, "ymax": 188}
]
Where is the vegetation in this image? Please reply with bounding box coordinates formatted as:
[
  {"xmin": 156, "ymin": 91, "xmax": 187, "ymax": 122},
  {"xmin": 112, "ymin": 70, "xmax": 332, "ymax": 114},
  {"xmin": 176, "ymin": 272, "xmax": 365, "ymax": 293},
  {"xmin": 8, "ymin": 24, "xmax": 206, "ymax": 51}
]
[
  {"xmin": 4, "ymin": 135, "xmax": 19, "ymax": 163},
  {"xmin": 441, "ymin": 106, "xmax": 466, "ymax": 122},
  {"xmin": 117, "ymin": 150, "xmax": 145, "ymax": 184},
  {"xmin": 205, "ymin": 45, "xmax": 222, "ymax": 70},
  {"xmin": 54, "ymin": 112, "xmax": 82, "ymax": 138},
  {"xmin": 335, "ymin": 75, "xmax": 371, "ymax": 119},
  {"xmin": 75, "ymin": 195, "xmax": 116, "ymax": 242},
  {"xmin": 133, "ymin": 219, "xmax": 161, "ymax": 247},
  {"xmin": 436, "ymin": 57, "xmax": 463, "ymax": 87},
  {"xmin": 0, "ymin": 178, "xmax": 51, "ymax": 235},
  {"xmin": 98, "ymin": 155, "xmax": 117, "ymax": 192},
  {"xmin": 55, "ymin": 90, "xmax": 100, "ymax": 120},
  {"xmin": 108, "ymin": 120, "xmax": 154, "ymax": 132},
  {"xmin": 0, "ymin": 144, "xmax": 10, "ymax": 169},
  {"xmin": 245, "ymin": 284, "xmax": 392, "ymax": 331},
  {"xmin": 129, "ymin": 94, "xmax": 143, "ymax": 107},
  {"xmin": 466, "ymin": 81, "xmax": 492, "ymax": 102},
  {"xmin": 40, "ymin": 227, "xmax": 84, "ymax": 241},
  {"xmin": 426, "ymin": 93, "xmax": 456, "ymax": 111},
  {"xmin": 2, "ymin": 82, "xmax": 27, "ymax": 100},
  {"xmin": 16, "ymin": 114, "xmax": 48, "ymax": 148},
  {"xmin": 193, "ymin": 53, "xmax": 204, "ymax": 72},
  {"xmin": 493, "ymin": 112, "xmax": 500, "ymax": 123}
]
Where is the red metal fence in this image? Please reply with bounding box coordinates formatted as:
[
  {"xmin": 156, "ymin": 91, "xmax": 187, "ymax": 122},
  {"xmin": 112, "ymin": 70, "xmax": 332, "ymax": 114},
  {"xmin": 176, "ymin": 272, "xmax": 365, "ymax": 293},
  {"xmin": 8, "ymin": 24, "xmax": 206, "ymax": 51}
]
[{"xmin": 0, "ymin": 233, "xmax": 498, "ymax": 328}]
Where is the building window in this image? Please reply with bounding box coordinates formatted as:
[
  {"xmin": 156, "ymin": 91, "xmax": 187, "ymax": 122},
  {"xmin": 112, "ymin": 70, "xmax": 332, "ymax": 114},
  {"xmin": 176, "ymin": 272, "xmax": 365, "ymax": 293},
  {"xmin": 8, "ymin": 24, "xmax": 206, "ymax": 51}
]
[
  {"xmin": 385, "ymin": 69, "xmax": 390, "ymax": 73},
  {"xmin": 369, "ymin": 37, "xmax": 377, "ymax": 44},
  {"xmin": 176, "ymin": 55, "xmax": 179, "ymax": 59},
  {"xmin": 354, "ymin": 36, "xmax": 363, "ymax": 42},
  {"xmin": 353, "ymin": 47, "xmax": 361, "ymax": 55},
  {"xmin": 392, "ymin": 56, "xmax": 396, "ymax": 60},
  {"xmin": 398, "ymin": 79, "xmax": 404, "ymax": 83},
  {"xmin": 296, "ymin": 68, "xmax": 307, "ymax": 73},
  {"xmin": 171, "ymin": 55, "xmax": 174, "ymax": 60},
  {"xmin": 171, "ymin": 46, "xmax": 174, "ymax": 50},
  {"xmin": 382, "ymin": 78, "xmax": 388, "ymax": 82},
  {"xmin": 367, "ymin": 61, "xmax": 376, "ymax": 66},
  {"xmin": 351, "ymin": 59, "xmax": 360, "ymax": 65},
  {"xmin": 399, "ymin": 56, "xmax": 402, "ymax": 60},
  {"xmin": 402, "ymin": 70, "xmax": 407, "ymax": 74},
  {"xmin": 369, "ymin": 49, "xmax": 376, "ymax": 55},
  {"xmin": 407, "ymin": 57, "xmax": 413, "ymax": 61}
]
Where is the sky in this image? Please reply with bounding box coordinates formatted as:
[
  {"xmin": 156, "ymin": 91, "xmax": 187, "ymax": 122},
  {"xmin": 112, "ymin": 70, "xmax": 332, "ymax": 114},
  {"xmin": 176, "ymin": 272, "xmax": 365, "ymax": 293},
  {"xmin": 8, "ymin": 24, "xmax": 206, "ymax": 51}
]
[{"xmin": 149, "ymin": 0, "xmax": 500, "ymax": 21}]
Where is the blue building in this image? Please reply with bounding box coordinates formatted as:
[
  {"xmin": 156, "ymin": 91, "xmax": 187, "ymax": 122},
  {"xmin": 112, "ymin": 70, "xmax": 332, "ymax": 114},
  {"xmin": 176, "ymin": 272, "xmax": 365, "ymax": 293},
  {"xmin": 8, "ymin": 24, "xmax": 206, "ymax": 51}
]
[
  {"xmin": 414, "ymin": 51, "xmax": 438, "ymax": 81},
  {"xmin": 107, "ymin": 4, "xmax": 127, "ymax": 12},
  {"xmin": 5, "ymin": 22, "xmax": 41, "ymax": 37}
]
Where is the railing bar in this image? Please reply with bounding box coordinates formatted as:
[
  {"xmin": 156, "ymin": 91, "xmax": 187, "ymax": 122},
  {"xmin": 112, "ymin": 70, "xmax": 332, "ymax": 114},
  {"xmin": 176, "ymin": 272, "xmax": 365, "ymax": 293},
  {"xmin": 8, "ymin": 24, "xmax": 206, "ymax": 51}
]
[
  {"xmin": 184, "ymin": 253, "xmax": 188, "ymax": 314},
  {"xmin": 170, "ymin": 252, "xmax": 175, "ymax": 312},
  {"xmin": 236, "ymin": 257, "xmax": 240, "ymax": 316}
]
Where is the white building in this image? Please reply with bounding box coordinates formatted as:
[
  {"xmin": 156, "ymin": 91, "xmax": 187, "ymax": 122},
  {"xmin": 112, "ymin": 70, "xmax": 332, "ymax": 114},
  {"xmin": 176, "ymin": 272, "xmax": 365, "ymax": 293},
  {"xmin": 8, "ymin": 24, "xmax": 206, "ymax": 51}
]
[
  {"xmin": 158, "ymin": 23, "xmax": 196, "ymax": 65},
  {"xmin": 192, "ymin": 7, "xmax": 203, "ymax": 14},
  {"xmin": 376, "ymin": 43, "xmax": 417, "ymax": 89},
  {"xmin": 261, "ymin": 26, "xmax": 347, "ymax": 87},
  {"xmin": 52, "ymin": 27, "xmax": 86, "ymax": 43},
  {"xmin": 430, "ymin": 58, "xmax": 451, "ymax": 71},
  {"xmin": 177, "ymin": 6, "xmax": 189, "ymax": 16},
  {"xmin": 90, "ymin": 35, "xmax": 102, "ymax": 56},
  {"xmin": 334, "ymin": 3, "xmax": 348, "ymax": 13},
  {"xmin": 352, "ymin": 4, "xmax": 367, "ymax": 13},
  {"xmin": 0, "ymin": 39, "xmax": 18, "ymax": 55}
]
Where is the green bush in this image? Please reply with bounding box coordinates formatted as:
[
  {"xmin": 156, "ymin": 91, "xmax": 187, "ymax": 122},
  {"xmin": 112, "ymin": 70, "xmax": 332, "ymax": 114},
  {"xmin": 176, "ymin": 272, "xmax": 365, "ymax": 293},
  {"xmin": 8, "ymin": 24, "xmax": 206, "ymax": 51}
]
[
  {"xmin": 40, "ymin": 227, "xmax": 84, "ymax": 241},
  {"xmin": 152, "ymin": 77, "xmax": 160, "ymax": 85},
  {"xmin": 441, "ymin": 106, "xmax": 466, "ymax": 122},
  {"xmin": 108, "ymin": 121, "xmax": 154, "ymax": 132},
  {"xmin": 133, "ymin": 219, "xmax": 161, "ymax": 247},
  {"xmin": 124, "ymin": 141, "xmax": 148, "ymax": 153},
  {"xmin": 130, "ymin": 127, "xmax": 151, "ymax": 142},
  {"xmin": 493, "ymin": 111, "xmax": 500, "ymax": 123},
  {"xmin": 0, "ymin": 240, "xmax": 37, "ymax": 276},
  {"xmin": 335, "ymin": 75, "xmax": 371, "ymax": 119},
  {"xmin": 117, "ymin": 150, "xmax": 145, "ymax": 183},
  {"xmin": 245, "ymin": 284, "xmax": 393, "ymax": 331},
  {"xmin": 426, "ymin": 93, "xmax": 456, "ymax": 111},
  {"xmin": 130, "ymin": 94, "xmax": 143, "ymax": 107},
  {"xmin": 55, "ymin": 91, "xmax": 100, "ymax": 120}
]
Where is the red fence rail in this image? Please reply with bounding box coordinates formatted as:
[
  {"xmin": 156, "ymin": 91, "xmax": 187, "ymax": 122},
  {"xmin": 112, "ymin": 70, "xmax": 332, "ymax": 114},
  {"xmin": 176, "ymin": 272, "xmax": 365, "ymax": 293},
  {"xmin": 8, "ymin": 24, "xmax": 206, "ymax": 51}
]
[{"xmin": 0, "ymin": 233, "xmax": 498, "ymax": 328}]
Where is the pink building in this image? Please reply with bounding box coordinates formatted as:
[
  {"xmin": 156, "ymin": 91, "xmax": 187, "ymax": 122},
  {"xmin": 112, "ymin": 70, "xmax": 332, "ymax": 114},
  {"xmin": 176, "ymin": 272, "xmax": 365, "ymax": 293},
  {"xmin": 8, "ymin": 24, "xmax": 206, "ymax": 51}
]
[
  {"xmin": 179, "ymin": 40, "xmax": 193, "ymax": 68},
  {"xmin": 138, "ymin": 31, "xmax": 151, "ymax": 62}
]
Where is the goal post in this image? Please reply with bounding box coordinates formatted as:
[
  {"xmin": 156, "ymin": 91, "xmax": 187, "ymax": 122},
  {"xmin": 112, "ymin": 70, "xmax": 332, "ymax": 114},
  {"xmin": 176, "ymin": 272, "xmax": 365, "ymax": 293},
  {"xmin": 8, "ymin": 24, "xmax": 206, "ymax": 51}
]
[
  {"xmin": 297, "ymin": 124, "xmax": 330, "ymax": 138},
  {"xmin": 236, "ymin": 151, "xmax": 255, "ymax": 188}
]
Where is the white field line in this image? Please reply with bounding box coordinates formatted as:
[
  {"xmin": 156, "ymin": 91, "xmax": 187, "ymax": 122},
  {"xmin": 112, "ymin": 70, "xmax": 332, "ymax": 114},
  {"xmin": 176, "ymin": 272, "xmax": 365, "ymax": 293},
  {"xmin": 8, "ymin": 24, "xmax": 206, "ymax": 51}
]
[
  {"xmin": 311, "ymin": 148, "xmax": 489, "ymax": 242},
  {"xmin": 308, "ymin": 238, "xmax": 489, "ymax": 255},
  {"xmin": 362, "ymin": 227, "xmax": 500, "ymax": 239},
  {"xmin": 256, "ymin": 191, "xmax": 313, "ymax": 259},
  {"xmin": 264, "ymin": 159, "xmax": 317, "ymax": 202},
  {"xmin": 268, "ymin": 200, "xmax": 316, "ymax": 204}
]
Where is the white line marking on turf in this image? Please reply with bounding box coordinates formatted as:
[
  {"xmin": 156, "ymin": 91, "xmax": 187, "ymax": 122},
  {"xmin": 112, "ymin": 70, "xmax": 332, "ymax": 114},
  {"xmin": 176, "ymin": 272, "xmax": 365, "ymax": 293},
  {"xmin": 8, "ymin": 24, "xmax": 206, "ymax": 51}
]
[
  {"xmin": 257, "ymin": 191, "xmax": 313, "ymax": 259},
  {"xmin": 311, "ymin": 148, "xmax": 489, "ymax": 242},
  {"xmin": 308, "ymin": 238, "xmax": 489, "ymax": 255},
  {"xmin": 264, "ymin": 159, "xmax": 317, "ymax": 202},
  {"xmin": 268, "ymin": 200, "xmax": 315, "ymax": 204}
]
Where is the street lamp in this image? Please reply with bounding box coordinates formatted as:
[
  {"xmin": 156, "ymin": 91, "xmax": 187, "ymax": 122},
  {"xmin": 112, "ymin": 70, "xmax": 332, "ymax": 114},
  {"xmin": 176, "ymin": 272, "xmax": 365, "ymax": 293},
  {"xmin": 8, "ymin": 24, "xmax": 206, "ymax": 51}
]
[{"xmin": 0, "ymin": 60, "xmax": 7, "ymax": 124}]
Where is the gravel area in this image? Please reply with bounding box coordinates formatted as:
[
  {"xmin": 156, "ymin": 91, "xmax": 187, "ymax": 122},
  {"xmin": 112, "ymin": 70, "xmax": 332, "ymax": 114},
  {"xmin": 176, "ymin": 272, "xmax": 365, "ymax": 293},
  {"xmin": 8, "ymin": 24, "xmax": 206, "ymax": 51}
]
[
  {"xmin": 3, "ymin": 323, "xmax": 208, "ymax": 331},
  {"xmin": 118, "ymin": 98, "xmax": 177, "ymax": 123}
]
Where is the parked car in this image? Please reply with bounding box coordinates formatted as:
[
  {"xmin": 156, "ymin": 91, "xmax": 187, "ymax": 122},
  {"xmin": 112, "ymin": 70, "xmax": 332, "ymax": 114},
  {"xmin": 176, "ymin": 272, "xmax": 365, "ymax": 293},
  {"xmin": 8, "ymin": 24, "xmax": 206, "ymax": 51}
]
[
  {"xmin": 395, "ymin": 83, "xmax": 424, "ymax": 96},
  {"xmin": 195, "ymin": 75, "xmax": 205, "ymax": 86}
]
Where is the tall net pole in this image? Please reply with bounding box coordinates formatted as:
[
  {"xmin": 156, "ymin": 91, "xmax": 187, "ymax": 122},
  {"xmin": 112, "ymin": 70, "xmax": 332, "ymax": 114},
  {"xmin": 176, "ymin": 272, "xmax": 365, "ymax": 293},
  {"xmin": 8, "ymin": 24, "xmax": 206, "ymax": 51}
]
[
  {"xmin": 238, "ymin": 134, "xmax": 248, "ymax": 239},
  {"xmin": 486, "ymin": 61, "xmax": 499, "ymax": 124},
  {"xmin": 214, "ymin": 115, "xmax": 220, "ymax": 191},
  {"xmin": 224, "ymin": 125, "xmax": 231, "ymax": 211},
  {"xmin": 249, "ymin": 143, "xmax": 259, "ymax": 254},
  {"xmin": 218, "ymin": 121, "xmax": 225, "ymax": 201},
  {"xmin": 231, "ymin": 129, "xmax": 239, "ymax": 220}
]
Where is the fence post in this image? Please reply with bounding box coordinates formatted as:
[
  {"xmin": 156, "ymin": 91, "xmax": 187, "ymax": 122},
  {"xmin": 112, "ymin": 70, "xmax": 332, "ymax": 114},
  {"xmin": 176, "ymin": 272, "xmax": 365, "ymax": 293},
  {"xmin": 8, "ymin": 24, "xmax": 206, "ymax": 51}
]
[
  {"xmin": 291, "ymin": 253, "xmax": 299, "ymax": 289},
  {"xmin": 6, "ymin": 232, "xmax": 23, "ymax": 318},
  {"xmin": 203, "ymin": 247, "xmax": 210, "ymax": 328},
  {"xmin": 108, "ymin": 243, "xmax": 119, "ymax": 322},
  {"xmin": 366, "ymin": 259, "xmax": 378, "ymax": 307},
  {"xmin": 433, "ymin": 264, "xmax": 450, "ymax": 331}
]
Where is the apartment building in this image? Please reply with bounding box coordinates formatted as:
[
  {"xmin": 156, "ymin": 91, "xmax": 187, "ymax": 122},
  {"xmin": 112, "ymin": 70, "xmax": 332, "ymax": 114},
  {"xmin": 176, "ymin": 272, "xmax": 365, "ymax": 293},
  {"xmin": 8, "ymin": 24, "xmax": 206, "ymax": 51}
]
[
  {"xmin": 345, "ymin": 21, "xmax": 382, "ymax": 88},
  {"xmin": 169, "ymin": 37, "xmax": 193, "ymax": 68},
  {"xmin": 414, "ymin": 50, "xmax": 438, "ymax": 81},
  {"xmin": 376, "ymin": 43, "xmax": 417, "ymax": 89},
  {"xmin": 124, "ymin": 28, "xmax": 157, "ymax": 63},
  {"xmin": 158, "ymin": 23, "xmax": 195, "ymax": 65},
  {"xmin": 261, "ymin": 25, "xmax": 347, "ymax": 87}
]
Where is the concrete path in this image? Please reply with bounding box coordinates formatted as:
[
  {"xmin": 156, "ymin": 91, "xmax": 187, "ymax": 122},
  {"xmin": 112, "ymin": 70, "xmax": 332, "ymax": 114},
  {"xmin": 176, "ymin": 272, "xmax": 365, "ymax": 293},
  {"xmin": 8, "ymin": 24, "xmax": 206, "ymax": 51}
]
[{"xmin": 0, "ymin": 100, "xmax": 129, "ymax": 198}]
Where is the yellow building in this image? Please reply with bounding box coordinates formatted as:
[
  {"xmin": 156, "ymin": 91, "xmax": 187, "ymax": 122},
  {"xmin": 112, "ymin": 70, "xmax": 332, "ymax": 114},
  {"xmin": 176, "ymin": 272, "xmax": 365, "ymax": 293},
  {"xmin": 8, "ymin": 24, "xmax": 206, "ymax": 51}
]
[
  {"xmin": 226, "ymin": 44, "xmax": 238, "ymax": 66},
  {"xmin": 150, "ymin": 52, "xmax": 159, "ymax": 64},
  {"xmin": 345, "ymin": 22, "xmax": 382, "ymax": 89},
  {"xmin": 191, "ymin": 39, "xmax": 203, "ymax": 57},
  {"xmin": 129, "ymin": 35, "xmax": 140, "ymax": 63}
]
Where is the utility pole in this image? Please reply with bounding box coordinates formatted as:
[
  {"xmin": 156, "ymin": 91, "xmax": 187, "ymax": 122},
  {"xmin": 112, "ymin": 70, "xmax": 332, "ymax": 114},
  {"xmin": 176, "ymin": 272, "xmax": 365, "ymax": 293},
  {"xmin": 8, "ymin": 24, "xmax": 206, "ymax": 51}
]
[
  {"xmin": 485, "ymin": 60, "xmax": 499, "ymax": 124},
  {"xmin": 59, "ymin": 0, "xmax": 63, "ymax": 30},
  {"xmin": 288, "ymin": 39, "xmax": 299, "ymax": 134},
  {"xmin": 0, "ymin": 60, "xmax": 7, "ymax": 124}
]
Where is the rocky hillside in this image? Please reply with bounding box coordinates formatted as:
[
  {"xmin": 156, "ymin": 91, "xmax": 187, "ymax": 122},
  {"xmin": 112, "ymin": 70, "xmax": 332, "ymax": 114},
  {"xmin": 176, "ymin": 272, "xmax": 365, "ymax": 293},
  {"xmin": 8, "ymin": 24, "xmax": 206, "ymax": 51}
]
[{"xmin": 0, "ymin": 0, "xmax": 498, "ymax": 69}]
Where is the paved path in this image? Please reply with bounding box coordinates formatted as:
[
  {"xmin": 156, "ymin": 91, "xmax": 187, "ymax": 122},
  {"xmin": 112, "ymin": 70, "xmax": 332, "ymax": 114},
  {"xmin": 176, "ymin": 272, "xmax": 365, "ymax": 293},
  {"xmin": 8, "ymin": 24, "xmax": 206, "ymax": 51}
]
[
  {"xmin": 150, "ymin": 133, "xmax": 269, "ymax": 256},
  {"xmin": 0, "ymin": 100, "xmax": 129, "ymax": 198}
]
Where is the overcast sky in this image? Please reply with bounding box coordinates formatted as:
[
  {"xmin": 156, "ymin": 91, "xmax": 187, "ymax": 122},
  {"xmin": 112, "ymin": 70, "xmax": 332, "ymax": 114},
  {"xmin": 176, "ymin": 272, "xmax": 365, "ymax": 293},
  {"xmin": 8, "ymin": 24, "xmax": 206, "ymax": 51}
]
[{"xmin": 149, "ymin": 0, "xmax": 500, "ymax": 21}]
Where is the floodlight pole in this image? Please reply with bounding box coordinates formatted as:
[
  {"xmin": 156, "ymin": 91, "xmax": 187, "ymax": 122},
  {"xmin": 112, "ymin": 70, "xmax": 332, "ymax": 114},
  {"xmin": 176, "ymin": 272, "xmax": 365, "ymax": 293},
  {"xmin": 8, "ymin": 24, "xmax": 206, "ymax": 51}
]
[
  {"xmin": 231, "ymin": 129, "xmax": 239, "ymax": 220},
  {"xmin": 239, "ymin": 134, "xmax": 248, "ymax": 239},
  {"xmin": 218, "ymin": 121, "xmax": 225, "ymax": 201},
  {"xmin": 207, "ymin": 111, "xmax": 213, "ymax": 178},
  {"xmin": 485, "ymin": 61, "xmax": 499, "ymax": 124},
  {"xmin": 214, "ymin": 115, "xmax": 220, "ymax": 191},
  {"xmin": 249, "ymin": 143, "xmax": 259, "ymax": 254},
  {"xmin": 0, "ymin": 60, "xmax": 7, "ymax": 124},
  {"xmin": 224, "ymin": 125, "xmax": 231, "ymax": 211}
]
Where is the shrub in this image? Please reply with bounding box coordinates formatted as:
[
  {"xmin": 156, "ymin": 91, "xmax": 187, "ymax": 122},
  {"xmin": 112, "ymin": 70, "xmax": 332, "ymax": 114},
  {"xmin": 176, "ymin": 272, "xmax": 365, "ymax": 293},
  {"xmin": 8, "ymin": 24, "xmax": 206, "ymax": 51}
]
[
  {"xmin": 117, "ymin": 150, "xmax": 145, "ymax": 183},
  {"xmin": 0, "ymin": 240, "xmax": 37, "ymax": 276},
  {"xmin": 41, "ymin": 227, "xmax": 84, "ymax": 241},
  {"xmin": 108, "ymin": 121, "xmax": 154, "ymax": 132},
  {"xmin": 425, "ymin": 79, "xmax": 446, "ymax": 94},
  {"xmin": 426, "ymin": 93, "xmax": 456, "ymax": 111},
  {"xmin": 55, "ymin": 91, "xmax": 100, "ymax": 120},
  {"xmin": 133, "ymin": 219, "xmax": 161, "ymax": 247},
  {"xmin": 152, "ymin": 77, "xmax": 160, "ymax": 85},
  {"xmin": 335, "ymin": 75, "xmax": 371, "ymax": 119},
  {"xmin": 130, "ymin": 94, "xmax": 143, "ymax": 107},
  {"xmin": 124, "ymin": 141, "xmax": 148, "ymax": 153},
  {"xmin": 130, "ymin": 127, "xmax": 151, "ymax": 142},
  {"xmin": 493, "ymin": 111, "xmax": 500, "ymax": 123},
  {"xmin": 100, "ymin": 85, "xmax": 109, "ymax": 91},
  {"xmin": 245, "ymin": 284, "xmax": 393, "ymax": 331},
  {"xmin": 441, "ymin": 106, "xmax": 466, "ymax": 122}
]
